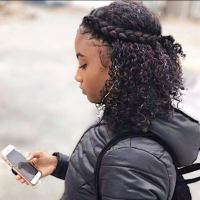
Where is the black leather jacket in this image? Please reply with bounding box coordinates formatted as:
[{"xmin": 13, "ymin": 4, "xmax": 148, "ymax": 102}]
[{"xmin": 52, "ymin": 110, "xmax": 200, "ymax": 200}]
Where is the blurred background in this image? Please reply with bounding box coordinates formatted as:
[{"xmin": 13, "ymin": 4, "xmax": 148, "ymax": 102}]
[{"xmin": 0, "ymin": 1, "xmax": 199, "ymax": 199}]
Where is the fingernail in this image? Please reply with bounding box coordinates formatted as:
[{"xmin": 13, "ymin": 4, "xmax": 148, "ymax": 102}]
[{"xmin": 26, "ymin": 157, "xmax": 30, "ymax": 160}]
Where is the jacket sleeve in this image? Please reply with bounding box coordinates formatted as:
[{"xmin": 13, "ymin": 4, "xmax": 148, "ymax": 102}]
[
  {"xmin": 51, "ymin": 152, "xmax": 70, "ymax": 180},
  {"xmin": 99, "ymin": 147, "xmax": 174, "ymax": 200}
]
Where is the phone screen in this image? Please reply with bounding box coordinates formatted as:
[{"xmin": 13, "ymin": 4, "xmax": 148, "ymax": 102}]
[{"xmin": 7, "ymin": 149, "xmax": 38, "ymax": 181}]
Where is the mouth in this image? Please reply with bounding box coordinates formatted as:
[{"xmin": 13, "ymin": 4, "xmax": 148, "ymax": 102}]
[{"xmin": 79, "ymin": 86, "xmax": 86, "ymax": 95}]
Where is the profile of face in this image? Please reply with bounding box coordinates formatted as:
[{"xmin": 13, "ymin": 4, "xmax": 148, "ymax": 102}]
[{"xmin": 74, "ymin": 28, "xmax": 111, "ymax": 103}]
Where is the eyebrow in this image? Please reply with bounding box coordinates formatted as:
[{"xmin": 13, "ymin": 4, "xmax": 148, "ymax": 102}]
[{"xmin": 76, "ymin": 53, "xmax": 85, "ymax": 59}]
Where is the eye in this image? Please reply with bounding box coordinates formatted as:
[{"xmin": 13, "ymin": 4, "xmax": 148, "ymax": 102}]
[{"xmin": 79, "ymin": 64, "xmax": 87, "ymax": 70}]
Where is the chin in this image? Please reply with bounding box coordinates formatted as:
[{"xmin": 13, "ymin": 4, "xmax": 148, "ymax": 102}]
[{"xmin": 86, "ymin": 95, "xmax": 101, "ymax": 104}]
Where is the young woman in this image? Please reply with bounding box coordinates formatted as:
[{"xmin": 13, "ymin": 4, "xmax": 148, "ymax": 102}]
[{"xmin": 16, "ymin": 2, "xmax": 200, "ymax": 200}]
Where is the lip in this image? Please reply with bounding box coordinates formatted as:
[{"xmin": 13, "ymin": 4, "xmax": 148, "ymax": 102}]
[
  {"xmin": 79, "ymin": 86, "xmax": 86, "ymax": 95},
  {"xmin": 82, "ymin": 90, "xmax": 86, "ymax": 95}
]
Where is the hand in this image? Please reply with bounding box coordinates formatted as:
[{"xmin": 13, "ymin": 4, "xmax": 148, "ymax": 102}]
[{"xmin": 16, "ymin": 150, "xmax": 58, "ymax": 185}]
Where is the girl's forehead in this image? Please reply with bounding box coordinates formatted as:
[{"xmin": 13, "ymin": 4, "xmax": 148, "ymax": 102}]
[{"xmin": 75, "ymin": 33, "xmax": 105, "ymax": 53}]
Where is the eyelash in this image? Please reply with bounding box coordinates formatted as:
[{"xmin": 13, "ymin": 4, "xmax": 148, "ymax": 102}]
[{"xmin": 79, "ymin": 64, "xmax": 87, "ymax": 69}]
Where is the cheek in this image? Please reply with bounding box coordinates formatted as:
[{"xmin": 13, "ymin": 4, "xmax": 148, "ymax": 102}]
[
  {"xmin": 89, "ymin": 80, "xmax": 104, "ymax": 96},
  {"xmin": 85, "ymin": 69, "xmax": 106, "ymax": 90},
  {"xmin": 85, "ymin": 78, "xmax": 106, "ymax": 103}
]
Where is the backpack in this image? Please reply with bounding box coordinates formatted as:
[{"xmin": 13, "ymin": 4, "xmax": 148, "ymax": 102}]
[{"xmin": 94, "ymin": 131, "xmax": 200, "ymax": 200}]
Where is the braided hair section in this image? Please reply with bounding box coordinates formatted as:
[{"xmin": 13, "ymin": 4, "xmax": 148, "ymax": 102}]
[
  {"xmin": 83, "ymin": 15, "xmax": 159, "ymax": 44},
  {"xmin": 82, "ymin": 15, "xmax": 185, "ymax": 58}
]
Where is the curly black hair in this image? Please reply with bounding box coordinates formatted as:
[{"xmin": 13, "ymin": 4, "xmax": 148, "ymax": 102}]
[{"xmin": 80, "ymin": 1, "xmax": 185, "ymax": 133}]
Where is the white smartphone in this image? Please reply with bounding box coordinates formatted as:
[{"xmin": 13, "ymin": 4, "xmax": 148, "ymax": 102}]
[{"xmin": 1, "ymin": 144, "xmax": 42, "ymax": 186}]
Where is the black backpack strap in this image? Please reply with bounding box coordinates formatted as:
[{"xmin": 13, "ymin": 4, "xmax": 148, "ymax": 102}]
[
  {"xmin": 178, "ymin": 163, "xmax": 200, "ymax": 184},
  {"xmin": 179, "ymin": 163, "xmax": 200, "ymax": 175}
]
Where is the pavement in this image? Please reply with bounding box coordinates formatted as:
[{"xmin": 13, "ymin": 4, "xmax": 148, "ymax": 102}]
[{"xmin": 0, "ymin": 3, "xmax": 200, "ymax": 200}]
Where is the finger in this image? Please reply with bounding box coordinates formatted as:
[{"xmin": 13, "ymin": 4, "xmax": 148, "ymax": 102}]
[
  {"xmin": 16, "ymin": 175, "xmax": 22, "ymax": 181},
  {"xmin": 20, "ymin": 178, "xmax": 30, "ymax": 185},
  {"xmin": 27, "ymin": 151, "xmax": 43, "ymax": 161},
  {"xmin": 30, "ymin": 157, "xmax": 38, "ymax": 166},
  {"xmin": 20, "ymin": 178, "xmax": 25, "ymax": 184}
]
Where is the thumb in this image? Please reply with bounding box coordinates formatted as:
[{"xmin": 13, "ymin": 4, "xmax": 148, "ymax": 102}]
[{"xmin": 27, "ymin": 151, "xmax": 43, "ymax": 161}]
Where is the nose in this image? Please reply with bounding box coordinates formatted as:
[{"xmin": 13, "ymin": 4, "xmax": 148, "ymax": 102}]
[{"xmin": 74, "ymin": 68, "xmax": 83, "ymax": 83}]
